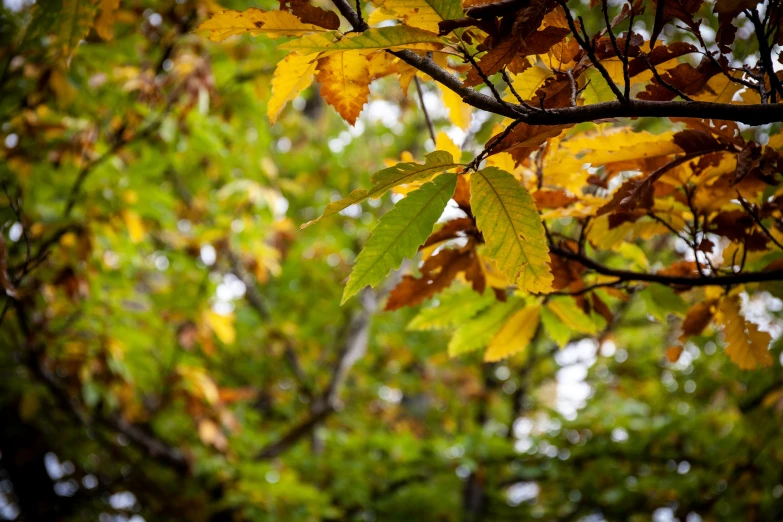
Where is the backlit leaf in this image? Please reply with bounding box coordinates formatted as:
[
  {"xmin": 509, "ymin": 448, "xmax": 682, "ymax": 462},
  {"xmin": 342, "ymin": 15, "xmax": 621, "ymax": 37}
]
[
  {"xmin": 374, "ymin": 0, "xmax": 463, "ymax": 33},
  {"xmin": 342, "ymin": 174, "xmax": 457, "ymax": 303},
  {"xmin": 279, "ymin": 25, "xmax": 444, "ymax": 54},
  {"xmin": 470, "ymin": 167, "xmax": 552, "ymax": 293},
  {"xmin": 316, "ymin": 52, "xmax": 371, "ymax": 125},
  {"xmin": 484, "ymin": 305, "xmax": 540, "ymax": 361},
  {"xmin": 199, "ymin": 9, "xmax": 327, "ymax": 42},
  {"xmin": 448, "ymin": 300, "xmax": 518, "ymax": 356},
  {"xmin": 717, "ymin": 296, "xmax": 773, "ymax": 370},
  {"xmin": 267, "ymin": 52, "xmax": 318, "ymax": 124}
]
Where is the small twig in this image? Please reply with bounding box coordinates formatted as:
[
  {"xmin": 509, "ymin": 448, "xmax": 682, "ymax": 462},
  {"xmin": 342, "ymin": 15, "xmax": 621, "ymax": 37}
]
[
  {"xmin": 414, "ymin": 76, "xmax": 437, "ymax": 145},
  {"xmin": 748, "ymin": 8, "xmax": 783, "ymax": 102},
  {"xmin": 737, "ymin": 192, "xmax": 783, "ymax": 251},
  {"xmin": 460, "ymin": 43, "xmax": 504, "ymax": 104},
  {"xmin": 559, "ymin": 0, "xmax": 626, "ymax": 103},
  {"xmin": 639, "ymin": 53, "xmax": 694, "ymax": 101},
  {"xmin": 622, "ymin": 11, "xmax": 636, "ymax": 100},
  {"xmin": 500, "ymin": 67, "xmax": 540, "ymax": 113}
]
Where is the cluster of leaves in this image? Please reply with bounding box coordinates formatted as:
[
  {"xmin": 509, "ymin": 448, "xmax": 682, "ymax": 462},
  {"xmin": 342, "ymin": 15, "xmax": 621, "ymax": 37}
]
[
  {"xmin": 2, "ymin": 0, "xmax": 783, "ymax": 521},
  {"xmin": 199, "ymin": 0, "xmax": 783, "ymax": 369}
]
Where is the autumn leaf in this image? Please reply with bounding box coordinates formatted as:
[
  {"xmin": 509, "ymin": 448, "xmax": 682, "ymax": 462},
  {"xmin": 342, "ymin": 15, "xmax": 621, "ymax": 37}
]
[
  {"xmin": 448, "ymin": 300, "xmax": 518, "ymax": 356},
  {"xmin": 679, "ymin": 299, "xmax": 716, "ymax": 343},
  {"xmin": 279, "ymin": 25, "xmax": 444, "ymax": 54},
  {"xmin": 374, "ymin": 0, "xmax": 463, "ymax": 34},
  {"xmin": 279, "ymin": 0, "xmax": 340, "ymax": 30},
  {"xmin": 316, "ymin": 52, "xmax": 371, "ymax": 125},
  {"xmin": 407, "ymin": 285, "xmax": 496, "ymax": 330},
  {"xmin": 470, "ymin": 167, "xmax": 553, "ymax": 293},
  {"xmin": 199, "ymin": 8, "xmax": 328, "ymax": 42},
  {"xmin": 484, "ymin": 305, "xmax": 540, "ymax": 362},
  {"xmin": 267, "ymin": 52, "xmax": 318, "ymax": 124},
  {"xmin": 385, "ymin": 248, "xmax": 472, "ymax": 310},
  {"xmin": 94, "ymin": 0, "xmax": 119, "ymax": 40},
  {"xmin": 342, "ymin": 174, "xmax": 457, "ymax": 303},
  {"xmin": 717, "ymin": 296, "xmax": 773, "ymax": 370},
  {"xmin": 302, "ymin": 151, "xmax": 458, "ymax": 228},
  {"xmin": 547, "ymin": 296, "xmax": 598, "ymax": 335}
]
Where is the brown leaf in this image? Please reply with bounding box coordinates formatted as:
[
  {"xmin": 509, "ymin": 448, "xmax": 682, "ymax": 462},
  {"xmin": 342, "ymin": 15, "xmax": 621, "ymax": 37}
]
[
  {"xmin": 679, "ymin": 299, "xmax": 716, "ymax": 342},
  {"xmin": 658, "ymin": 260, "xmax": 699, "ymax": 277},
  {"xmin": 628, "ymin": 42, "xmax": 698, "ymax": 77},
  {"xmin": 732, "ymin": 142, "xmax": 762, "ymax": 186},
  {"xmin": 534, "ymin": 189, "xmax": 577, "ymax": 209},
  {"xmin": 486, "ymin": 122, "xmax": 568, "ymax": 158},
  {"xmin": 463, "ymin": 37, "xmax": 521, "ymax": 87},
  {"xmin": 279, "ymin": 0, "xmax": 340, "ymax": 30},
  {"xmin": 666, "ymin": 345, "xmax": 684, "ymax": 363},
  {"xmin": 384, "ymin": 249, "xmax": 472, "ymax": 311},
  {"xmin": 591, "ymin": 293, "xmax": 613, "ymax": 324},
  {"xmin": 672, "ymin": 129, "xmax": 728, "ymax": 154},
  {"xmin": 637, "ymin": 59, "xmax": 718, "ymax": 101}
]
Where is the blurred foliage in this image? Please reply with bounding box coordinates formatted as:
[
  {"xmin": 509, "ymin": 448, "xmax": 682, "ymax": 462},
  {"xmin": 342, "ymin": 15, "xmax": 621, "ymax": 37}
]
[{"xmin": 1, "ymin": 1, "xmax": 783, "ymax": 522}]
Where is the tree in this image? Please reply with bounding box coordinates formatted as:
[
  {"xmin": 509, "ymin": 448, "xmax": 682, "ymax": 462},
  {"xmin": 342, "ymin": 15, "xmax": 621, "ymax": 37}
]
[{"xmin": 0, "ymin": 0, "xmax": 782, "ymax": 521}]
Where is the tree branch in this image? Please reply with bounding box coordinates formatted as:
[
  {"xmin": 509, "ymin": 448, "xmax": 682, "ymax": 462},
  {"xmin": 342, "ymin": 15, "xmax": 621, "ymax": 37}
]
[
  {"xmin": 330, "ymin": 0, "xmax": 782, "ymax": 126},
  {"xmin": 550, "ymin": 245, "xmax": 783, "ymax": 287}
]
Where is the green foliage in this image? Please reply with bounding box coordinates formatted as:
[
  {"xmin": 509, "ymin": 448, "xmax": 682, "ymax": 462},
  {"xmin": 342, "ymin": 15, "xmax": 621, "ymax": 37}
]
[{"xmin": 343, "ymin": 173, "xmax": 456, "ymax": 302}]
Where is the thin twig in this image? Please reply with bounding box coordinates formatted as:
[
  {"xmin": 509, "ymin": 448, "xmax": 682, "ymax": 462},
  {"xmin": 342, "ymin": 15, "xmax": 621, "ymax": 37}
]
[
  {"xmin": 560, "ymin": 0, "xmax": 625, "ymax": 103},
  {"xmin": 737, "ymin": 192, "xmax": 783, "ymax": 251},
  {"xmin": 639, "ymin": 53, "xmax": 694, "ymax": 101},
  {"xmin": 414, "ymin": 76, "xmax": 437, "ymax": 144}
]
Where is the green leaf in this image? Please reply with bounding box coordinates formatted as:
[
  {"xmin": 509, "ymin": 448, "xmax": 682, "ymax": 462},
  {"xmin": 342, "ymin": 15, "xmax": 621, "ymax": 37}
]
[
  {"xmin": 582, "ymin": 67, "xmax": 617, "ymax": 105},
  {"xmin": 59, "ymin": 0, "xmax": 99, "ymax": 63},
  {"xmin": 301, "ymin": 151, "xmax": 458, "ymax": 229},
  {"xmin": 546, "ymin": 296, "xmax": 598, "ymax": 335},
  {"xmin": 470, "ymin": 167, "xmax": 552, "ymax": 293},
  {"xmin": 279, "ymin": 25, "xmax": 444, "ymax": 54},
  {"xmin": 641, "ymin": 284, "xmax": 689, "ymax": 322},
  {"xmin": 342, "ymin": 174, "xmax": 457, "ymax": 304},
  {"xmin": 448, "ymin": 300, "xmax": 518, "ymax": 356},
  {"xmin": 408, "ymin": 285, "xmax": 496, "ymax": 331},
  {"xmin": 540, "ymin": 306, "xmax": 571, "ymax": 347}
]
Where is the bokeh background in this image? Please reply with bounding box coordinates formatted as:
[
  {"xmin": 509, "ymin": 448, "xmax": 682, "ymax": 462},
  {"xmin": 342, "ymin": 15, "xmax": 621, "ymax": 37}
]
[{"xmin": 2, "ymin": 0, "xmax": 783, "ymax": 520}]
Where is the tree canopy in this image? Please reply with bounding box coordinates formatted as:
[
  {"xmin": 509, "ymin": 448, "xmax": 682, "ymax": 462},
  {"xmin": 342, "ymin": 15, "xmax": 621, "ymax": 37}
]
[{"xmin": 1, "ymin": 0, "xmax": 783, "ymax": 521}]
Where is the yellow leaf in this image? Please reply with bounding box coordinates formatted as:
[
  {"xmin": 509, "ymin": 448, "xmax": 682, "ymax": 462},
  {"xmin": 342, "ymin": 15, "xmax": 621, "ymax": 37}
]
[
  {"xmin": 198, "ymin": 8, "xmax": 327, "ymax": 42},
  {"xmin": 717, "ymin": 296, "xmax": 773, "ymax": 370},
  {"xmin": 373, "ymin": 0, "xmax": 463, "ymax": 34},
  {"xmin": 435, "ymin": 131, "xmax": 461, "ymax": 164},
  {"xmin": 267, "ymin": 52, "xmax": 318, "ymax": 124},
  {"xmin": 316, "ymin": 51, "xmax": 371, "ymax": 125},
  {"xmin": 440, "ymin": 86, "xmax": 471, "ymax": 130},
  {"xmin": 470, "ymin": 168, "xmax": 553, "ymax": 293},
  {"xmin": 485, "ymin": 305, "xmax": 540, "ymax": 361},
  {"xmin": 547, "ymin": 296, "xmax": 598, "ymax": 335},
  {"xmin": 122, "ymin": 210, "xmax": 145, "ymax": 243},
  {"xmin": 506, "ymin": 65, "xmax": 553, "ymax": 101},
  {"xmin": 95, "ymin": 0, "xmax": 119, "ymax": 40},
  {"xmin": 279, "ymin": 25, "xmax": 444, "ymax": 54},
  {"xmin": 564, "ymin": 129, "xmax": 681, "ymax": 167},
  {"xmin": 205, "ymin": 310, "xmax": 236, "ymax": 345}
]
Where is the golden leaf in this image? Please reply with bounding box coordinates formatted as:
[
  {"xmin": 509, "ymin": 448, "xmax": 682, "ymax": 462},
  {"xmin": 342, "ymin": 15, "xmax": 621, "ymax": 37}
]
[
  {"xmin": 316, "ymin": 51, "xmax": 371, "ymax": 125},
  {"xmin": 267, "ymin": 52, "xmax": 318, "ymax": 124},
  {"xmin": 199, "ymin": 8, "xmax": 327, "ymax": 42},
  {"xmin": 484, "ymin": 305, "xmax": 540, "ymax": 362},
  {"xmin": 717, "ymin": 296, "xmax": 773, "ymax": 370}
]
